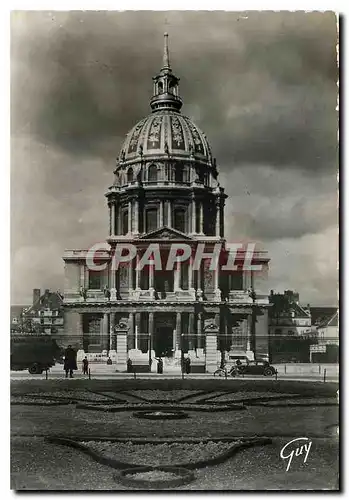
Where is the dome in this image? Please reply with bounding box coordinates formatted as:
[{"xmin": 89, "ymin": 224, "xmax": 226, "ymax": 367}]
[{"xmin": 119, "ymin": 110, "xmax": 213, "ymax": 166}]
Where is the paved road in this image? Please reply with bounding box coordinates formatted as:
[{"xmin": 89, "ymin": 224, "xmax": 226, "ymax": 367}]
[{"xmin": 10, "ymin": 370, "xmax": 338, "ymax": 382}]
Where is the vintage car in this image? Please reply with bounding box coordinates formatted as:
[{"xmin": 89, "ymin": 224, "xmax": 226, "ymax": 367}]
[
  {"xmin": 214, "ymin": 359, "xmax": 276, "ymax": 377},
  {"xmin": 233, "ymin": 360, "xmax": 276, "ymax": 376}
]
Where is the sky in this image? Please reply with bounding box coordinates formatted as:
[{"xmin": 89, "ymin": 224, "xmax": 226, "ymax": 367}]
[{"xmin": 11, "ymin": 10, "xmax": 338, "ymax": 306}]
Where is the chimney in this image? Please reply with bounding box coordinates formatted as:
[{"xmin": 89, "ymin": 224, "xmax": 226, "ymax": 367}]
[{"xmin": 33, "ymin": 288, "xmax": 40, "ymax": 305}]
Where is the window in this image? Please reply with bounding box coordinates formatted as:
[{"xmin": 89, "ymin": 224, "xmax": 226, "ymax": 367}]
[
  {"xmin": 148, "ymin": 164, "xmax": 158, "ymax": 182},
  {"xmin": 127, "ymin": 168, "xmax": 133, "ymax": 183},
  {"xmin": 146, "ymin": 208, "xmax": 158, "ymax": 232},
  {"xmin": 175, "ymin": 165, "xmax": 184, "ymax": 183},
  {"xmin": 122, "ymin": 211, "xmax": 128, "ymax": 235},
  {"xmin": 230, "ymin": 271, "xmax": 243, "ymax": 290},
  {"xmin": 89, "ymin": 271, "xmax": 102, "ymax": 290},
  {"xmin": 174, "ymin": 208, "xmax": 186, "ymax": 233}
]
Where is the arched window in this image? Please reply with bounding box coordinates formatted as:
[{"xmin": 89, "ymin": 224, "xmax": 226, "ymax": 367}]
[
  {"xmin": 158, "ymin": 81, "xmax": 163, "ymax": 93},
  {"xmin": 146, "ymin": 208, "xmax": 158, "ymax": 232},
  {"xmin": 174, "ymin": 208, "xmax": 186, "ymax": 233},
  {"xmin": 148, "ymin": 164, "xmax": 158, "ymax": 183},
  {"xmin": 127, "ymin": 167, "xmax": 133, "ymax": 183},
  {"xmin": 175, "ymin": 164, "xmax": 184, "ymax": 183}
]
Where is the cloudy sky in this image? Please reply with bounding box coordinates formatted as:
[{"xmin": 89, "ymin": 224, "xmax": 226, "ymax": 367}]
[{"xmin": 11, "ymin": 10, "xmax": 338, "ymax": 306}]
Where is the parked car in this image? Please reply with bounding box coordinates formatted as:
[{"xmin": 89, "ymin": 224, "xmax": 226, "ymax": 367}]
[
  {"xmin": 233, "ymin": 360, "xmax": 276, "ymax": 377},
  {"xmin": 214, "ymin": 359, "xmax": 276, "ymax": 377}
]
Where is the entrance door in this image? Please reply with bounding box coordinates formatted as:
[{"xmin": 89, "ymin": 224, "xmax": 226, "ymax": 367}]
[{"xmin": 153, "ymin": 327, "xmax": 174, "ymax": 358}]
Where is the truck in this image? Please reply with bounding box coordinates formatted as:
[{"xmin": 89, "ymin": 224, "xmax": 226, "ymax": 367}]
[{"xmin": 10, "ymin": 334, "xmax": 63, "ymax": 374}]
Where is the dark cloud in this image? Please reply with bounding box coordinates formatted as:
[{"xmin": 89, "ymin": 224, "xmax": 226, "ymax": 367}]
[
  {"xmin": 11, "ymin": 11, "xmax": 337, "ymax": 170},
  {"xmin": 10, "ymin": 11, "xmax": 338, "ymax": 305}
]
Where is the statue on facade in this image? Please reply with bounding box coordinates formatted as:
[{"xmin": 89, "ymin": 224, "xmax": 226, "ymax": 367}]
[
  {"xmin": 103, "ymin": 286, "xmax": 111, "ymax": 301},
  {"xmin": 79, "ymin": 286, "xmax": 87, "ymax": 301}
]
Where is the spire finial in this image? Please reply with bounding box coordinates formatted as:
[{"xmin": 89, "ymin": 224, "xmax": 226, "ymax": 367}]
[{"xmin": 163, "ymin": 32, "xmax": 170, "ymax": 70}]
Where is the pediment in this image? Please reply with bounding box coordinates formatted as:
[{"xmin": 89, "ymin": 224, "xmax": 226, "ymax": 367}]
[{"xmin": 139, "ymin": 226, "xmax": 193, "ymax": 241}]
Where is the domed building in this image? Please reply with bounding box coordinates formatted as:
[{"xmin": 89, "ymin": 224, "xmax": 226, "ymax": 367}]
[{"xmin": 62, "ymin": 34, "xmax": 271, "ymax": 372}]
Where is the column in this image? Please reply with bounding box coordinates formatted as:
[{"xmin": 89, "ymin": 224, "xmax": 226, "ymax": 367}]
[
  {"xmin": 102, "ymin": 313, "xmax": 109, "ymax": 351},
  {"xmin": 191, "ymin": 198, "xmax": 196, "ymax": 233},
  {"xmin": 149, "ymin": 260, "xmax": 154, "ymax": 289},
  {"xmin": 118, "ymin": 205, "xmax": 122, "ymax": 235},
  {"xmin": 215, "ymin": 198, "xmax": 220, "ymax": 237},
  {"xmin": 135, "ymin": 252, "xmax": 141, "ymax": 290},
  {"xmin": 128, "ymin": 200, "xmax": 132, "ymax": 233},
  {"xmin": 148, "ymin": 312, "xmax": 154, "ymax": 356},
  {"xmin": 174, "ymin": 257, "xmax": 180, "ymax": 291},
  {"xmin": 167, "ymin": 201, "xmax": 172, "ymax": 227},
  {"xmin": 114, "ymin": 203, "xmax": 118, "ymax": 235},
  {"xmin": 205, "ymin": 329, "xmax": 218, "ymax": 373},
  {"xmin": 246, "ymin": 315, "xmax": 252, "ymax": 352},
  {"xmin": 188, "ymin": 257, "xmax": 193, "ymax": 290},
  {"xmin": 116, "ymin": 330, "xmax": 127, "ymax": 371},
  {"xmin": 80, "ymin": 264, "xmax": 85, "ymax": 289},
  {"xmin": 111, "ymin": 203, "xmax": 116, "ymax": 235},
  {"xmin": 199, "ymin": 202, "xmax": 204, "ymax": 233},
  {"xmin": 109, "ymin": 205, "xmax": 112, "ymax": 236},
  {"xmin": 175, "ymin": 312, "xmax": 181, "ymax": 351},
  {"xmin": 159, "ymin": 200, "xmax": 164, "ymax": 227},
  {"xmin": 134, "ymin": 199, "xmax": 139, "ymax": 234},
  {"xmin": 128, "ymin": 259, "xmax": 133, "ymax": 290},
  {"xmin": 109, "ymin": 313, "xmax": 115, "ymax": 351},
  {"xmin": 220, "ymin": 203, "xmax": 225, "ymax": 238},
  {"xmin": 189, "ymin": 312, "xmax": 195, "ymax": 350},
  {"xmin": 214, "ymin": 265, "xmax": 221, "ymax": 301},
  {"xmin": 197, "ymin": 313, "xmax": 203, "ymax": 348},
  {"xmin": 135, "ymin": 312, "xmax": 141, "ymax": 349},
  {"xmin": 110, "ymin": 260, "xmax": 117, "ymax": 300},
  {"xmin": 129, "ymin": 311, "xmax": 135, "ymax": 350}
]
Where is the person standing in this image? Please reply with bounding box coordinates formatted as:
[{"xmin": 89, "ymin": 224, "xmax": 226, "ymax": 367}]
[
  {"xmin": 64, "ymin": 345, "xmax": 77, "ymax": 378},
  {"xmin": 82, "ymin": 356, "xmax": 89, "ymax": 375}
]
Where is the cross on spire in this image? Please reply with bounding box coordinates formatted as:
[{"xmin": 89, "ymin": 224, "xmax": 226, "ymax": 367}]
[
  {"xmin": 163, "ymin": 32, "xmax": 171, "ymax": 70},
  {"xmin": 150, "ymin": 33, "xmax": 182, "ymax": 112}
]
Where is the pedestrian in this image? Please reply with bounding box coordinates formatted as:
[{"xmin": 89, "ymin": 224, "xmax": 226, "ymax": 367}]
[
  {"xmin": 82, "ymin": 356, "xmax": 89, "ymax": 375},
  {"xmin": 157, "ymin": 357, "xmax": 163, "ymax": 374},
  {"xmin": 64, "ymin": 344, "xmax": 77, "ymax": 378},
  {"xmin": 127, "ymin": 358, "xmax": 133, "ymax": 373},
  {"xmin": 185, "ymin": 356, "xmax": 191, "ymax": 374}
]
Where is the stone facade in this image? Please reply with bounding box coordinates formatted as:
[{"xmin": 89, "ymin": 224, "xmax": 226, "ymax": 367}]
[{"xmin": 62, "ymin": 34, "xmax": 270, "ymax": 371}]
